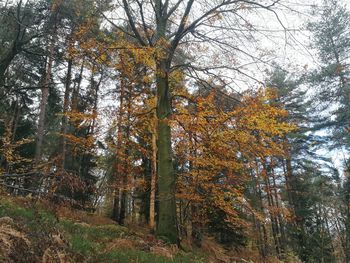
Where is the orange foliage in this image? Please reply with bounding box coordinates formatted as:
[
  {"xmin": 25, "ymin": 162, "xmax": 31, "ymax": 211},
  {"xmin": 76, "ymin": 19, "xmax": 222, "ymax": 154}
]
[{"xmin": 173, "ymin": 88, "xmax": 294, "ymax": 229}]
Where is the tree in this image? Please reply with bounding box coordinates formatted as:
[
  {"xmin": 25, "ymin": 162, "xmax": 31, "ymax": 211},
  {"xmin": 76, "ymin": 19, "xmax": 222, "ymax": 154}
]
[
  {"xmin": 103, "ymin": 0, "xmax": 287, "ymax": 244},
  {"xmin": 0, "ymin": 0, "xmax": 46, "ymax": 84},
  {"xmin": 173, "ymin": 87, "xmax": 293, "ymax": 250},
  {"xmin": 308, "ymin": 0, "xmax": 350, "ymax": 149},
  {"xmin": 34, "ymin": 0, "xmax": 59, "ymax": 165},
  {"xmin": 334, "ymin": 161, "xmax": 350, "ymax": 262},
  {"xmin": 0, "ymin": 0, "xmax": 49, "ymax": 177}
]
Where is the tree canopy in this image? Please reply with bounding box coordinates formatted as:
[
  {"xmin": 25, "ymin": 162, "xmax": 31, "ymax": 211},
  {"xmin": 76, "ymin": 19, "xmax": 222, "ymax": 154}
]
[{"xmin": 1, "ymin": 0, "xmax": 350, "ymax": 262}]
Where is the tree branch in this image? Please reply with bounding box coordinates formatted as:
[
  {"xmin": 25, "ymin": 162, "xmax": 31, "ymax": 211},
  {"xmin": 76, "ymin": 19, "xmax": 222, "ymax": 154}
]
[{"xmin": 122, "ymin": 0, "xmax": 147, "ymax": 46}]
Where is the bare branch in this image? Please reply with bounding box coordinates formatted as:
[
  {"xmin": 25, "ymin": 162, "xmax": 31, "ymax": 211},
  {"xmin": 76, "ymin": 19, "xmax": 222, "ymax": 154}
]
[
  {"xmin": 166, "ymin": 0, "xmax": 185, "ymax": 19},
  {"xmin": 135, "ymin": 0, "xmax": 153, "ymax": 45},
  {"xmin": 122, "ymin": 0, "xmax": 147, "ymax": 46},
  {"xmin": 169, "ymin": 0, "xmax": 195, "ymax": 57}
]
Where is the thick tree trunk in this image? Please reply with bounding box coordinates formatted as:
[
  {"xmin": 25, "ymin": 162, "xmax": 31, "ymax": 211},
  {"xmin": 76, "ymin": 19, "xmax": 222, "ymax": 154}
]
[
  {"xmin": 155, "ymin": 59, "xmax": 178, "ymax": 243},
  {"xmin": 149, "ymin": 113, "xmax": 157, "ymax": 230}
]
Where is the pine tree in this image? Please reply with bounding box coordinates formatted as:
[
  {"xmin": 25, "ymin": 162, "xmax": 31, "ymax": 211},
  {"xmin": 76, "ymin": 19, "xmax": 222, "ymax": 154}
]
[{"xmin": 308, "ymin": 0, "xmax": 350, "ymax": 149}]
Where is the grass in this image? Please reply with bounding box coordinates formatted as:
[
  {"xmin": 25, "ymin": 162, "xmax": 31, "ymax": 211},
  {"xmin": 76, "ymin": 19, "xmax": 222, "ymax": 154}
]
[
  {"xmin": 70, "ymin": 235, "xmax": 98, "ymax": 256},
  {"xmin": 0, "ymin": 197, "xmax": 207, "ymax": 263},
  {"xmin": 100, "ymin": 250, "xmax": 206, "ymax": 263},
  {"xmin": 0, "ymin": 198, "xmax": 57, "ymax": 231},
  {"xmin": 0, "ymin": 200, "xmax": 35, "ymax": 220},
  {"xmin": 60, "ymin": 220, "xmax": 128, "ymax": 240},
  {"xmin": 58, "ymin": 220, "xmax": 128, "ymax": 257},
  {"xmin": 59, "ymin": 221, "xmax": 206, "ymax": 262}
]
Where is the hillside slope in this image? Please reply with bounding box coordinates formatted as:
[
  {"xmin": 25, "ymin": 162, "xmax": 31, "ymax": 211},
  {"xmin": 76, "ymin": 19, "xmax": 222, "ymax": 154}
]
[{"xmin": 0, "ymin": 197, "xmax": 256, "ymax": 263}]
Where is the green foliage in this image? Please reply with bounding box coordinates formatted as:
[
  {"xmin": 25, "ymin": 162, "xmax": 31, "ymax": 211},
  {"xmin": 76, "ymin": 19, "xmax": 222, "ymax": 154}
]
[
  {"xmin": 0, "ymin": 197, "xmax": 59, "ymax": 252},
  {"xmin": 100, "ymin": 250, "xmax": 206, "ymax": 263},
  {"xmin": 59, "ymin": 218, "xmax": 207, "ymax": 262},
  {"xmin": 0, "ymin": 199, "xmax": 207, "ymax": 262},
  {"xmin": 70, "ymin": 235, "xmax": 100, "ymax": 256},
  {"xmin": 2, "ymin": 0, "xmax": 350, "ymax": 262},
  {"xmin": 308, "ymin": 0, "xmax": 350, "ymax": 149},
  {"xmin": 0, "ymin": 201, "xmax": 35, "ymax": 220},
  {"xmin": 60, "ymin": 220, "xmax": 128, "ymax": 241},
  {"xmin": 287, "ymin": 163, "xmax": 336, "ymax": 263},
  {"xmin": 207, "ymin": 208, "xmax": 247, "ymax": 247}
]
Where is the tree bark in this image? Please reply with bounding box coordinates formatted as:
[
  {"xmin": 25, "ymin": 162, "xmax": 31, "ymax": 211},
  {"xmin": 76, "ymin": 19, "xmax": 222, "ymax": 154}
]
[
  {"xmin": 255, "ymin": 168, "xmax": 268, "ymax": 258},
  {"xmin": 34, "ymin": 0, "xmax": 58, "ymax": 167},
  {"xmin": 35, "ymin": 46, "xmax": 54, "ymax": 164},
  {"xmin": 59, "ymin": 59, "xmax": 73, "ymax": 169},
  {"xmin": 71, "ymin": 62, "xmax": 84, "ymax": 113},
  {"xmin": 155, "ymin": 58, "xmax": 178, "ymax": 243},
  {"xmin": 271, "ymin": 164, "xmax": 286, "ymax": 254},
  {"xmin": 112, "ymin": 76, "xmax": 126, "ymax": 222},
  {"xmin": 0, "ymin": 47, "xmax": 18, "ymax": 83},
  {"xmin": 119, "ymin": 82, "xmax": 132, "ymax": 225},
  {"xmin": 149, "ymin": 113, "xmax": 157, "ymax": 230}
]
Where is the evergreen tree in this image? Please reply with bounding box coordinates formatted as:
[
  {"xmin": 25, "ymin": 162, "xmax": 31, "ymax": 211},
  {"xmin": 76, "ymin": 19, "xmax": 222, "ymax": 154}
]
[{"xmin": 308, "ymin": 0, "xmax": 350, "ymax": 149}]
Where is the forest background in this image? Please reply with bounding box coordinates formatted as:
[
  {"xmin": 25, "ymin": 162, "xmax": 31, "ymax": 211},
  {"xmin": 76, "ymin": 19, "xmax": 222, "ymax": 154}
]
[{"xmin": 1, "ymin": 0, "xmax": 350, "ymax": 262}]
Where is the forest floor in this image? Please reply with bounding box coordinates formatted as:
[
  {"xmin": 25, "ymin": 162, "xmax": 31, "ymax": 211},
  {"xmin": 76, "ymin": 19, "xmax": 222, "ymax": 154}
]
[{"xmin": 0, "ymin": 196, "xmax": 273, "ymax": 263}]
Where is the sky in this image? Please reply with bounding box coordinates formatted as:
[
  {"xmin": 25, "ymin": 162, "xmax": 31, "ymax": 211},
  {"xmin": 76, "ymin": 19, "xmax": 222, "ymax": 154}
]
[
  {"xmin": 99, "ymin": 0, "xmax": 350, "ymax": 172},
  {"xmin": 5, "ymin": 0, "xmax": 347, "ymax": 173}
]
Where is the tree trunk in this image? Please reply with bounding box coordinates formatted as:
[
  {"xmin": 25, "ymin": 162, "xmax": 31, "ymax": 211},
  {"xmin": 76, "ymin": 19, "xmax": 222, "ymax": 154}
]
[
  {"xmin": 35, "ymin": 1, "xmax": 58, "ymax": 167},
  {"xmin": 112, "ymin": 190, "xmax": 121, "ymax": 222},
  {"xmin": 119, "ymin": 83, "xmax": 132, "ymax": 225},
  {"xmin": 251, "ymin": 167, "xmax": 268, "ymax": 259},
  {"xmin": 155, "ymin": 58, "xmax": 178, "ymax": 243},
  {"xmin": 112, "ymin": 77, "xmax": 126, "ymax": 222},
  {"xmin": 10, "ymin": 100, "xmax": 20, "ymax": 143},
  {"xmin": 255, "ymin": 166, "xmax": 269, "ymax": 258},
  {"xmin": 59, "ymin": 59, "xmax": 73, "ymax": 169},
  {"xmin": 35, "ymin": 46, "xmax": 54, "ymax": 164},
  {"xmin": 0, "ymin": 47, "xmax": 18, "ymax": 83},
  {"xmin": 266, "ymin": 183, "xmax": 281, "ymax": 256},
  {"xmin": 149, "ymin": 112, "xmax": 157, "ymax": 230},
  {"xmin": 271, "ymin": 165, "xmax": 286, "ymax": 254},
  {"xmin": 71, "ymin": 62, "xmax": 84, "ymax": 113}
]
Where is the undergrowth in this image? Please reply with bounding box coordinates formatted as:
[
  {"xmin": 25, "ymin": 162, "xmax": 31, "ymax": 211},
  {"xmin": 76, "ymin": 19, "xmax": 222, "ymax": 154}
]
[{"xmin": 0, "ymin": 197, "xmax": 207, "ymax": 263}]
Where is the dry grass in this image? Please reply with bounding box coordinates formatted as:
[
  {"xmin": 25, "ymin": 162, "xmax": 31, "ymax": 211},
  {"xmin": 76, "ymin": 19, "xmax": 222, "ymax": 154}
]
[
  {"xmin": 0, "ymin": 223, "xmax": 33, "ymax": 262},
  {"xmin": 0, "ymin": 196, "xmax": 289, "ymax": 263},
  {"xmin": 56, "ymin": 205, "xmax": 115, "ymax": 225},
  {"xmin": 2, "ymin": 195, "xmax": 115, "ymax": 226}
]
